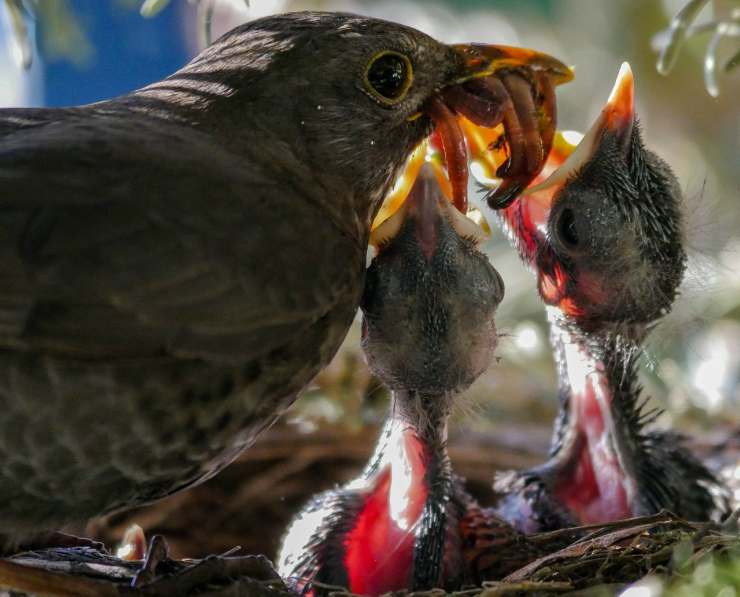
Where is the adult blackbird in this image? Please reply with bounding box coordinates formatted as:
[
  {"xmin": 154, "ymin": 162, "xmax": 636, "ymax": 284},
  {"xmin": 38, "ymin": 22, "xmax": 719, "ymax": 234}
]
[
  {"xmin": 0, "ymin": 12, "xmax": 570, "ymax": 544},
  {"xmin": 278, "ymin": 169, "xmax": 535, "ymax": 594},
  {"xmin": 489, "ymin": 64, "xmax": 729, "ymax": 532}
]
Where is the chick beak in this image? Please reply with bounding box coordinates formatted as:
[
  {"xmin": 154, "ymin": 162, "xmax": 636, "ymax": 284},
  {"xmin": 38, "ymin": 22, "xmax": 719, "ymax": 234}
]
[
  {"xmin": 406, "ymin": 172, "xmax": 446, "ymax": 262},
  {"xmin": 496, "ymin": 63, "xmax": 635, "ymax": 262},
  {"xmin": 423, "ymin": 44, "xmax": 573, "ymax": 215},
  {"xmin": 527, "ymin": 62, "xmax": 635, "ymax": 197},
  {"xmin": 370, "ymin": 165, "xmax": 486, "ymax": 258}
]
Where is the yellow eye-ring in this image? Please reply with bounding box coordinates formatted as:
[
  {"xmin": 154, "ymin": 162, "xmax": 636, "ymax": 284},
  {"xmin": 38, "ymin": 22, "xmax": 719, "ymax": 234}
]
[{"xmin": 363, "ymin": 50, "xmax": 413, "ymax": 105}]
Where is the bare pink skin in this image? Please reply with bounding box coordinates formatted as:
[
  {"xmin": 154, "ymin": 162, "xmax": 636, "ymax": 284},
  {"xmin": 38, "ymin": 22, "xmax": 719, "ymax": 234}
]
[
  {"xmin": 343, "ymin": 421, "xmax": 431, "ymax": 595},
  {"xmin": 551, "ymin": 321, "xmax": 634, "ymax": 524}
]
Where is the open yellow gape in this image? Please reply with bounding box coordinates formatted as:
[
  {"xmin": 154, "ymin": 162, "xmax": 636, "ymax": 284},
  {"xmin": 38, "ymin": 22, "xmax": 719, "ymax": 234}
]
[{"xmin": 372, "ymin": 121, "xmax": 582, "ymax": 234}]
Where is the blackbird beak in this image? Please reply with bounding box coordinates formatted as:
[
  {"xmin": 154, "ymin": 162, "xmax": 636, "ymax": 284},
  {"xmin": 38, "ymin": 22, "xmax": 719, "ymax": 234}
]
[
  {"xmin": 422, "ymin": 44, "xmax": 573, "ymax": 215},
  {"xmin": 450, "ymin": 43, "xmax": 574, "ymax": 86},
  {"xmin": 527, "ymin": 62, "xmax": 635, "ymax": 196},
  {"xmin": 370, "ymin": 165, "xmax": 486, "ymax": 256}
]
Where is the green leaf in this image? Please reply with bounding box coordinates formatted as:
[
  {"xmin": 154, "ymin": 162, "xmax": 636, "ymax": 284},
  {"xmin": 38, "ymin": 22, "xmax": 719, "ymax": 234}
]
[
  {"xmin": 725, "ymin": 48, "xmax": 740, "ymax": 72},
  {"xmin": 35, "ymin": 0, "xmax": 94, "ymax": 67}
]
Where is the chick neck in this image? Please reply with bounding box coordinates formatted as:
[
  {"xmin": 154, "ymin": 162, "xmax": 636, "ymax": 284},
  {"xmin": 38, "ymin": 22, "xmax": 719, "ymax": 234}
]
[
  {"xmin": 342, "ymin": 390, "xmax": 455, "ymax": 595},
  {"xmin": 545, "ymin": 307, "xmax": 649, "ymax": 524}
]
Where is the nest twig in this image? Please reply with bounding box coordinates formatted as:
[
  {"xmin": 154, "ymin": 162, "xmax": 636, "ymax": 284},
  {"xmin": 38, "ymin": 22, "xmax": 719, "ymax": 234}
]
[{"xmin": 0, "ymin": 548, "xmax": 291, "ymax": 596}]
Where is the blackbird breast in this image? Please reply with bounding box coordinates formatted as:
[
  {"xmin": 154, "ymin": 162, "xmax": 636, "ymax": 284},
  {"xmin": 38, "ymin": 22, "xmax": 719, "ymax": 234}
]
[{"xmin": 0, "ymin": 301, "xmax": 352, "ymax": 535}]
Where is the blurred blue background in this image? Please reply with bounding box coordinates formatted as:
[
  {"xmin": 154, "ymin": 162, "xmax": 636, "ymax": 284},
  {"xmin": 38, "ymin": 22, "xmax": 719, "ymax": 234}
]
[
  {"xmin": 0, "ymin": 0, "xmax": 192, "ymax": 106},
  {"xmin": 41, "ymin": 1, "xmax": 190, "ymax": 106}
]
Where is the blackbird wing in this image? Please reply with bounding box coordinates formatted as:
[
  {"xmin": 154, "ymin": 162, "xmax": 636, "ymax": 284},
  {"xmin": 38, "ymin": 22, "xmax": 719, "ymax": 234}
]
[
  {"xmin": 0, "ymin": 107, "xmax": 63, "ymax": 137},
  {"xmin": 0, "ymin": 113, "xmax": 357, "ymax": 363}
]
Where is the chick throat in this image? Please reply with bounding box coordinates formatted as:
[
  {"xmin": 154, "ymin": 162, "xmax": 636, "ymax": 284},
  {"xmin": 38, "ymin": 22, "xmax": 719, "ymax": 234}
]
[
  {"xmin": 342, "ymin": 389, "xmax": 457, "ymax": 594},
  {"xmin": 545, "ymin": 308, "xmax": 644, "ymax": 524}
]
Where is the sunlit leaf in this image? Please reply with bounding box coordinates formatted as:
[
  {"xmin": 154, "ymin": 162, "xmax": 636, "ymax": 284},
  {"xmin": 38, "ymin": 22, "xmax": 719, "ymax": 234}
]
[
  {"xmin": 140, "ymin": 0, "xmax": 172, "ymax": 18},
  {"xmin": 4, "ymin": 0, "xmax": 33, "ymax": 69},
  {"xmin": 35, "ymin": 0, "xmax": 94, "ymax": 67},
  {"xmin": 200, "ymin": 0, "xmax": 215, "ymax": 47},
  {"xmin": 657, "ymin": 0, "xmax": 711, "ymax": 75},
  {"xmin": 655, "ymin": 0, "xmax": 740, "ymax": 95},
  {"xmin": 704, "ymin": 24, "xmax": 726, "ymax": 97}
]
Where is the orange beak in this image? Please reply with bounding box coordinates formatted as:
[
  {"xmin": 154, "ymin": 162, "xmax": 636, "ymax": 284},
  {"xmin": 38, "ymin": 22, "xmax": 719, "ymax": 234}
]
[
  {"xmin": 373, "ymin": 45, "xmax": 574, "ymax": 231},
  {"xmin": 493, "ymin": 62, "xmax": 637, "ymax": 265},
  {"xmin": 370, "ymin": 165, "xmax": 487, "ymax": 253},
  {"xmin": 450, "ymin": 43, "xmax": 574, "ymax": 86},
  {"xmin": 429, "ymin": 44, "xmax": 573, "ymax": 214}
]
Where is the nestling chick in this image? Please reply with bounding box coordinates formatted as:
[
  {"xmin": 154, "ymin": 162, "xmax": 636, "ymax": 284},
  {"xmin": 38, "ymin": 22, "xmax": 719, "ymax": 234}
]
[
  {"xmin": 491, "ymin": 64, "xmax": 729, "ymax": 532},
  {"xmin": 279, "ymin": 169, "xmax": 537, "ymax": 594}
]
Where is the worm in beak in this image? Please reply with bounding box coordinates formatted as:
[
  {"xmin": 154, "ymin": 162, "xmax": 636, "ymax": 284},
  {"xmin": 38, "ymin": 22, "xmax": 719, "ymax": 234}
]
[{"xmin": 425, "ymin": 44, "xmax": 572, "ymax": 212}]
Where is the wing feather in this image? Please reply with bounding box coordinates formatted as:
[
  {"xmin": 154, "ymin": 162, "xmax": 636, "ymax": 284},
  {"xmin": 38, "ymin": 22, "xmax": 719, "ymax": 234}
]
[{"xmin": 0, "ymin": 111, "xmax": 358, "ymax": 363}]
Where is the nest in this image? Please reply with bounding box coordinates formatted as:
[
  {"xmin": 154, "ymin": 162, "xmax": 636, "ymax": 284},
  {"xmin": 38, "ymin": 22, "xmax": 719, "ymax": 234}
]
[
  {"xmin": 1, "ymin": 512, "xmax": 737, "ymax": 596},
  {"xmin": 1, "ymin": 423, "xmax": 738, "ymax": 596}
]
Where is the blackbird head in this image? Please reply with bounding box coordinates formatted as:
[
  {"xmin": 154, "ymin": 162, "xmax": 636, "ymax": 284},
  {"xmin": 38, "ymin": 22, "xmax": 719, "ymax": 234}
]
[
  {"xmin": 152, "ymin": 11, "xmax": 570, "ymax": 225},
  {"xmin": 361, "ymin": 166, "xmax": 504, "ymax": 396},
  {"xmin": 501, "ymin": 64, "xmax": 685, "ymax": 329}
]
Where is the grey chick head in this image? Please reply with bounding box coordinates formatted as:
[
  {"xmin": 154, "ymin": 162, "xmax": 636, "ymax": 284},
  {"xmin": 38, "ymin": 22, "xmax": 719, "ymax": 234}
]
[
  {"xmin": 361, "ymin": 167, "xmax": 504, "ymax": 395},
  {"xmin": 500, "ymin": 63, "xmax": 685, "ymax": 330}
]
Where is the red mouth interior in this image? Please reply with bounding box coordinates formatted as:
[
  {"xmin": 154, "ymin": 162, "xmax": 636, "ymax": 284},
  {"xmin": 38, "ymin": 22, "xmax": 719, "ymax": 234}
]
[
  {"xmin": 497, "ymin": 133, "xmax": 571, "ymax": 260},
  {"xmin": 552, "ymin": 354, "xmax": 632, "ymax": 524},
  {"xmin": 343, "ymin": 428, "xmax": 430, "ymax": 595}
]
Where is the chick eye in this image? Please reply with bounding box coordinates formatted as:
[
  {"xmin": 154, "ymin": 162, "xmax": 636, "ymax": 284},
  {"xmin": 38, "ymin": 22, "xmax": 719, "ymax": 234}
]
[
  {"xmin": 364, "ymin": 51, "xmax": 413, "ymax": 104},
  {"xmin": 556, "ymin": 207, "xmax": 580, "ymax": 250}
]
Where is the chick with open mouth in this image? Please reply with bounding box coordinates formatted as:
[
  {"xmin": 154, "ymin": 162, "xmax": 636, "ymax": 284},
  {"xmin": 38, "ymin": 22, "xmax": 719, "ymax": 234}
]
[
  {"xmin": 481, "ymin": 63, "xmax": 731, "ymax": 533},
  {"xmin": 278, "ymin": 167, "xmax": 542, "ymax": 594}
]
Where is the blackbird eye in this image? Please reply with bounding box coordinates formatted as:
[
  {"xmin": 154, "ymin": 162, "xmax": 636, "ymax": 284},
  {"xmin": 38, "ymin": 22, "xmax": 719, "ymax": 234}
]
[
  {"xmin": 556, "ymin": 207, "xmax": 580, "ymax": 250},
  {"xmin": 364, "ymin": 51, "xmax": 413, "ymax": 105}
]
